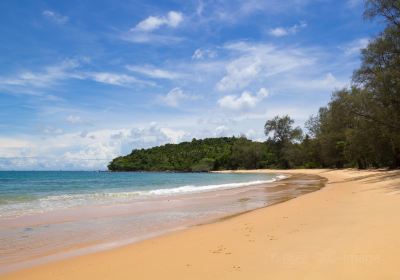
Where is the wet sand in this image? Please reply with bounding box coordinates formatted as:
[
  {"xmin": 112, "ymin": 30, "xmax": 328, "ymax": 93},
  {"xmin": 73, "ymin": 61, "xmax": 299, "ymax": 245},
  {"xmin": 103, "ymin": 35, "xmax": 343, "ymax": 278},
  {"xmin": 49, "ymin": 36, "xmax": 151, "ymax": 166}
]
[
  {"xmin": 2, "ymin": 169, "xmax": 400, "ymax": 279},
  {"xmin": 0, "ymin": 173, "xmax": 323, "ymax": 274}
]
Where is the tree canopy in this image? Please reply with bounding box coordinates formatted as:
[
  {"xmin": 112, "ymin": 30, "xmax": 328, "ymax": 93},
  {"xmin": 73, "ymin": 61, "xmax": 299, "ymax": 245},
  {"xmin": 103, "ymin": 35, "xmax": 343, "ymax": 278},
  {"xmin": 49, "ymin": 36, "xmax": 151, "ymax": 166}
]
[{"xmin": 108, "ymin": 137, "xmax": 274, "ymax": 172}]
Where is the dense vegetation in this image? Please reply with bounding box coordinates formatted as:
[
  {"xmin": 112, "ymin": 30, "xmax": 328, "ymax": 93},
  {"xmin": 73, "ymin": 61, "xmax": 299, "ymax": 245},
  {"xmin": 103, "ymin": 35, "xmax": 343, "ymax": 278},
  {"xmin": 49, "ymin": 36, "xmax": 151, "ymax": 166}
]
[
  {"xmin": 297, "ymin": 0, "xmax": 400, "ymax": 169},
  {"xmin": 108, "ymin": 137, "xmax": 274, "ymax": 171},
  {"xmin": 109, "ymin": 0, "xmax": 400, "ymax": 171}
]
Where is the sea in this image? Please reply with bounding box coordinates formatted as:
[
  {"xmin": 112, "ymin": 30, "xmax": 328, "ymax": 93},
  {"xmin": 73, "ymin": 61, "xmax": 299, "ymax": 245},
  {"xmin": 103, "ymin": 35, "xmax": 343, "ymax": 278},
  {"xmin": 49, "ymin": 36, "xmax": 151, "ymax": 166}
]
[{"xmin": 0, "ymin": 171, "xmax": 322, "ymax": 273}]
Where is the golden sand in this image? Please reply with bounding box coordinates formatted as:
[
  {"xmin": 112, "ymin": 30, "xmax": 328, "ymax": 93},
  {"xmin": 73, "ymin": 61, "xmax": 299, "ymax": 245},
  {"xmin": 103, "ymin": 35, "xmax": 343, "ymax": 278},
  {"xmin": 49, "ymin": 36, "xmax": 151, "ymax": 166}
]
[{"xmin": 2, "ymin": 169, "xmax": 400, "ymax": 279}]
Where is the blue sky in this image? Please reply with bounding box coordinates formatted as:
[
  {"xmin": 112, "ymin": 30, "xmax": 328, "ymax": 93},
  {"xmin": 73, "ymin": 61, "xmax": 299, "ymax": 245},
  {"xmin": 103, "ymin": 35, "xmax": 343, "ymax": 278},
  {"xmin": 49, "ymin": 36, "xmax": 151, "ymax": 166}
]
[{"xmin": 0, "ymin": 0, "xmax": 382, "ymax": 170}]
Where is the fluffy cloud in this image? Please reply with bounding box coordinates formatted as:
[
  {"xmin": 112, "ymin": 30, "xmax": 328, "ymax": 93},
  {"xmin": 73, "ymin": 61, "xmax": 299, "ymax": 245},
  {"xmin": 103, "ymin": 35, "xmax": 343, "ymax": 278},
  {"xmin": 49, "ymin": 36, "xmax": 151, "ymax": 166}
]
[
  {"xmin": 133, "ymin": 11, "xmax": 183, "ymax": 32},
  {"xmin": 159, "ymin": 87, "xmax": 199, "ymax": 107},
  {"xmin": 128, "ymin": 122, "xmax": 188, "ymax": 148},
  {"xmin": 123, "ymin": 11, "xmax": 184, "ymax": 44},
  {"xmin": 268, "ymin": 21, "xmax": 307, "ymax": 37},
  {"xmin": 42, "ymin": 10, "xmax": 69, "ymax": 25},
  {"xmin": 0, "ymin": 123, "xmax": 190, "ymax": 170},
  {"xmin": 218, "ymin": 88, "xmax": 269, "ymax": 110}
]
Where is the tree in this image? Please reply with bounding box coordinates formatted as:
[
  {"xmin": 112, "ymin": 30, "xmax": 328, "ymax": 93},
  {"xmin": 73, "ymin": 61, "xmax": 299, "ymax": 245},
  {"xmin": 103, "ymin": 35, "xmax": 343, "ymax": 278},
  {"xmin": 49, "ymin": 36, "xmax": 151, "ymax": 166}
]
[
  {"xmin": 108, "ymin": 137, "xmax": 274, "ymax": 171},
  {"xmin": 353, "ymin": 0, "xmax": 400, "ymax": 167},
  {"xmin": 264, "ymin": 115, "xmax": 303, "ymax": 168},
  {"xmin": 364, "ymin": 0, "xmax": 400, "ymax": 27},
  {"xmin": 264, "ymin": 115, "xmax": 303, "ymax": 144}
]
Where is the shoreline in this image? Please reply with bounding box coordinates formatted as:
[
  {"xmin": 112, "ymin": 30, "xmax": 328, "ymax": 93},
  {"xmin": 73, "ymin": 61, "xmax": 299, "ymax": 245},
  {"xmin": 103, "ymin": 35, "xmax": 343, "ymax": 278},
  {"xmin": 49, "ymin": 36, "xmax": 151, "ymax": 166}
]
[
  {"xmin": 2, "ymin": 169, "xmax": 400, "ymax": 279},
  {"xmin": 0, "ymin": 172, "xmax": 323, "ymax": 274}
]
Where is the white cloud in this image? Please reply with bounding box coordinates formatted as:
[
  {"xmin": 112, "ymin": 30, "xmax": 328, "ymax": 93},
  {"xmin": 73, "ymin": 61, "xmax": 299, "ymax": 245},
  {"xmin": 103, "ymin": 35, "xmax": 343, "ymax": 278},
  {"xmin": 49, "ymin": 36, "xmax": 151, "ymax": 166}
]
[
  {"xmin": 269, "ymin": 27, "xmax": 289, "ymax": 37},
  {"xmin": 0, "ymin": 60, "xmax": 79, "ymax": 91},
  {"xmin": 218, "ymin": 88, "xmax": 269, "ymax": 110},
  {"xmin": 268, "ymin": 21, "xmax": 307, "ymax": 37},
  {"xmin": 341, "ymin": 38, "xmax": 370, "ymax": 55},
  {"xmin": 0, "ymin": 60, "xmax": 155, "ymax": 95},
  {"xmin": 159, "ymin": 87, "xmax": 199, "ymax": 107},
  {"xmin": 85, "ymin": 72, "xmax": 153, "ymax": 86},
  {"xmin": 125, "ymin": 123, "xmax": 189, "ymax": 152},
  {"xmin": 284, "ymin": 72, "xmax": 347, "ymax": 92},
  {"xmin": 214, "ymin": 125, "xmax": 230, "ymax": 137},
  {"xmin": 0, "ymin": 124, "xmax": 191, "ymax": 170},
  {"xmin": 135, "ymin": 16, "xmax": 165, "ymax": 32},
  {"xmin": 126, "ymin": 65, "xmax": 181, "ymax": 79},
  {"xmin": 123, "ymin": 11, "xmax": 184, "ymax": 44},
  {"xmin": 199, "ymin": 1, "xmax": 311, "ymax": 25},
  {"xmin": 216, "ymin": 42, "xmax": 313, "ymax": 92},
  {"xmin": 133, "ymin": 11, "xmax": 183, "ymax": 32},
  {"xmin": 42, "ymin": 10, "xmax": 69, "ymax": 25},
  {"xmin": 0, "ymin": 137, "xmax": 32, "ymax": 149},
  {"xmin": 192, "ymin": 48, "xmax": 217, "ymax": 60}
]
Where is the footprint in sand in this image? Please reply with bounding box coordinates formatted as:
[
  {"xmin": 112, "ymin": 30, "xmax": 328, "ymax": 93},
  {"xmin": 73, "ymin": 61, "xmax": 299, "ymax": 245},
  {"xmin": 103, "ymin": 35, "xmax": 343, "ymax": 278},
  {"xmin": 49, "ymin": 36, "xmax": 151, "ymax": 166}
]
[
  {"xmin": 210, "ymin": 245, "xmax": 232, "ymax": 255},
  {"xmin": 267, "ymin": 234, "xmax": 278, "ymax": 240},
  {"xmin": 232, "ymin": 265, "xmax": 241, "ymax": 271}
]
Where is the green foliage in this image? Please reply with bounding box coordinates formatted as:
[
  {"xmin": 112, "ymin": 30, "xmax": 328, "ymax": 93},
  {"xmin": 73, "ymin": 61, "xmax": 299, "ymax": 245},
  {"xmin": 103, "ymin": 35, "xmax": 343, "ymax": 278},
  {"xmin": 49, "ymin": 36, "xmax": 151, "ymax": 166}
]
[
  {"xmin": 191, "ymin": 158, "xmax": 215, "ymax": 172},
  {"xmin": 264, "ymin": 115, "xmax": 303, "ymax": 168},
  {"xmin": 291, "ymin": 1, "xmax": 400, "ymax": 169},
  {"xmin": 108, "ymin": 137, "xmax": 273, "ymax": 172},
  {"xmin": 264, "ymin": 115, "xmax": 303, "ymax": 144}
]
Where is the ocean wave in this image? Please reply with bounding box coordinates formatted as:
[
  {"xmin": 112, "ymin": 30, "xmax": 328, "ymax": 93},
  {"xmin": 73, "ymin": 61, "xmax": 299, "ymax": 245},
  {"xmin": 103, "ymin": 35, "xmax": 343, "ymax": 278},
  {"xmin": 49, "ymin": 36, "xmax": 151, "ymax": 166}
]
[
  {"xmin": 0, "ymin": 174, "xmax": 287, "ymax": 217},
  {"xmin": 36, "ymin": 177, "xmax": 284, "ymax": 201},
  {"xmin": 143, "ymin": 178, "xmax": 282, "ymax": 195}
]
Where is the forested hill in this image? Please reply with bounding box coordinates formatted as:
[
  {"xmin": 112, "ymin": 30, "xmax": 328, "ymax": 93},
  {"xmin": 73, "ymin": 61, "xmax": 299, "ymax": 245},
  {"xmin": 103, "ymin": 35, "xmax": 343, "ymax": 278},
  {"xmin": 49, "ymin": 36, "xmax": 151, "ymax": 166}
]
[{"xmin": 108, "ymin": 137, "xmax": 273, "ymax": 172}]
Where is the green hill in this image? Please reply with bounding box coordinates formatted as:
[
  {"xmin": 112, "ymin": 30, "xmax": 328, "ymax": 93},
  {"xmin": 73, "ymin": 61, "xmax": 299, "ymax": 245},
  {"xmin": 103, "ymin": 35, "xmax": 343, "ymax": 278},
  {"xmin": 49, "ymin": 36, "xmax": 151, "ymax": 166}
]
[{"xmin": 108, "ymin": 137, "xmax": 273, "ymax": 172}]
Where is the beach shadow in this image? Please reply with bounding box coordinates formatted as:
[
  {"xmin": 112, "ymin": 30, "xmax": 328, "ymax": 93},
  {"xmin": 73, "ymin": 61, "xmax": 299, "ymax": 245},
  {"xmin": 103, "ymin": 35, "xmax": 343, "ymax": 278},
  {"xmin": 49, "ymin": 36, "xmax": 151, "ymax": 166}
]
[
  {"xmin": 347, "ymin": 171, "xmax": 400, "ymax": 183},
  {"xmin": 340, "ymin": 170, "xmax": 400, "ymax": 193},
  {"xmin": 322, "ymin": 170, "xmax": 400, "ymax": 195}
]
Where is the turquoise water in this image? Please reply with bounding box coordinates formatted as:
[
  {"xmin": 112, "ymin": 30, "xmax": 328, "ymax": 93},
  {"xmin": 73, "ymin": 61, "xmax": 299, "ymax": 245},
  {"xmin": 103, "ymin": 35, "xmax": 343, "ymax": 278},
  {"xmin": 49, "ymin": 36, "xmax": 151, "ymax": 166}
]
[
  {"xmin": 1, "ymin": 171, "xmax": 288, "ymax": 271},
  {"xmin": 0, "ymin": 171, "xmax": 326, "ymax": 273},
  {"xmin": 0, "ymin": 171, "xmax": 278, "ymax": 218}
]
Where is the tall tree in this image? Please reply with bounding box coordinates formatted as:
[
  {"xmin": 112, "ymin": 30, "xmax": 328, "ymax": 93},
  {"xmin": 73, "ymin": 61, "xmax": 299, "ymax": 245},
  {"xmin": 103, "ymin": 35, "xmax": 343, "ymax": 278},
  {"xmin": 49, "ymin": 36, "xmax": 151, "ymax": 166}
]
[
  {"xmin": 352, "ymin": 0, "xmax": 400, "ymax": 167},
  {"xmin": 264, "ymin": 115, "xmax": 303, "ymax": 168}
]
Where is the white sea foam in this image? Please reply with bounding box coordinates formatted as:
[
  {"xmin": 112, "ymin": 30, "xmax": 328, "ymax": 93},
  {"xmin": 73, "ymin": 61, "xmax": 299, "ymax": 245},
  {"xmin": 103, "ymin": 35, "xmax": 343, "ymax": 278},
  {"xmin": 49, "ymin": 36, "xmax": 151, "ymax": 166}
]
[
  {"xmin": 144, "ymin": 179, "xmax": 279, "ymax": 195},
  {"xmin": 0, "ymin": 174, "xmax": 287, "ymax": 218}
]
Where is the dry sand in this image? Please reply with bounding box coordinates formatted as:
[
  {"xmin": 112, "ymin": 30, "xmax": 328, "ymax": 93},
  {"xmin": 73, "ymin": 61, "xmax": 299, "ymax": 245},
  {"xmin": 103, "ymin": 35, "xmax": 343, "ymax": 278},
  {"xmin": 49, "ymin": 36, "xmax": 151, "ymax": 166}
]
[{"xmin": 2, "ymin": 169, "xmax": 400, "ymax": 279}]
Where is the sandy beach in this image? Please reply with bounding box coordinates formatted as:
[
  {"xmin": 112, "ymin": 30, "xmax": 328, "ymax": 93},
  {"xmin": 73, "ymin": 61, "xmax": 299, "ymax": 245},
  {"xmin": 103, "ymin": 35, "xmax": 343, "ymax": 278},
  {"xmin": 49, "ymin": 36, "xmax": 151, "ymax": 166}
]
[{"xmin": 2, "ymin": 169, "xmax": 400, "ymax": 279}]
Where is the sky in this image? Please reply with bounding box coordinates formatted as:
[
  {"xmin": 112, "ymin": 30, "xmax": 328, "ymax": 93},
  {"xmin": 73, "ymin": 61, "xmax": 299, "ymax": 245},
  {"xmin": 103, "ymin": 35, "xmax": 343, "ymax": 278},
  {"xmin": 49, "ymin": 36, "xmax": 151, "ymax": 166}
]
[{"xmin": 0, "ymin": 0, "xmax": 383, "ymax": 170}]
